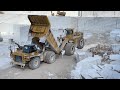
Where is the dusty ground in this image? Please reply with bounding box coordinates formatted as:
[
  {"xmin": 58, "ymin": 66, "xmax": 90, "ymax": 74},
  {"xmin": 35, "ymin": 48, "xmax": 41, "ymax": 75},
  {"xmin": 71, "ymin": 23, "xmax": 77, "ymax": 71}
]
[
  {"xmin": 0, "ymin": 55, "xmax": 75, "ymax": 79},
  {"xmin": 0, "ymin": 31, "xmax": 117, "ymax": 79}
]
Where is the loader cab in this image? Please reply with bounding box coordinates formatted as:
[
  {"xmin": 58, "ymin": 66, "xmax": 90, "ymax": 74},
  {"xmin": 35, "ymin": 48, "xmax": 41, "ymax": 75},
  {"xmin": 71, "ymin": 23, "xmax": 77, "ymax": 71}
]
[
  {"xmin": 23, "ymin": 45, "xmax": 37, "ymax": 53},
  {"xmin": 65, "ymin": 28, "xmax": 74, "ymax": 35}
]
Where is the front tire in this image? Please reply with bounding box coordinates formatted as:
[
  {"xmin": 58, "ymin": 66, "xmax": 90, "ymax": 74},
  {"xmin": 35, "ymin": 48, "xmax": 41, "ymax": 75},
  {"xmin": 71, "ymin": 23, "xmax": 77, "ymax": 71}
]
[
  {"xmin": 44, "ymin": 51, "xmax": 56, "ymax": 64},
  {"xmin": 65, "ymin": 43, "xmax": 75, "ymax": 56},
  {"xmin": 77, "ymin": 38, "xmax": 84, "ymax": 49},
  {"xmin": 29, "ymin": 57, "xmax": 40, "ymax": 70}
]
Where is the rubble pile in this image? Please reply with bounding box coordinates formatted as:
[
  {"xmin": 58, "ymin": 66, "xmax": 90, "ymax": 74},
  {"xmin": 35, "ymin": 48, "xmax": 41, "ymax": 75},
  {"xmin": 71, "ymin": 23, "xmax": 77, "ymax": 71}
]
[
  {"xmin": 71, "ymin": 44, "xmax": 120, "ymax": 79},
  {"xmin": 88, "ymin": 44, "xmax": 120, "ymax": 61}
]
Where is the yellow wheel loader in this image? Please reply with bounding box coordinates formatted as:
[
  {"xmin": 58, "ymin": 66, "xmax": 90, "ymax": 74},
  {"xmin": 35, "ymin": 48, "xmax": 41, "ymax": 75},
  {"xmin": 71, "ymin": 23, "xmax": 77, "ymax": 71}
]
[{"xmin": 10, "ymin": 15, "xmax": 84, "ymax": 70}]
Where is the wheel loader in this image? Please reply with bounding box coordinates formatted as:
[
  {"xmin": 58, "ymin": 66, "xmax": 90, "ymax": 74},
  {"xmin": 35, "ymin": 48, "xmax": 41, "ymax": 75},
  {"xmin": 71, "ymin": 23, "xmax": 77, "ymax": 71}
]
[{"xmin": 10, "ymin": 15, "xmax": 84, "ymax": 70}]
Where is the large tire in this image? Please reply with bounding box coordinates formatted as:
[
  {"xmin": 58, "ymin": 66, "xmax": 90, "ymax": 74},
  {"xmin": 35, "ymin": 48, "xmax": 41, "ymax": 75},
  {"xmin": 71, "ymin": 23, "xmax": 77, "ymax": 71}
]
[
  {"xmin": 77, "ymin": 38, "xmax": 84, "ymax": 49},
  {"xmin": 29, "ymin": 57, "xmax": 40, "ymax": 70},
  {"xmin": 65, "ymin": 43, "xmax": 75, "ymax": 56},
  {"xmin": 44, "ymin": 51, "xmax": 56, "ymax": 64}
]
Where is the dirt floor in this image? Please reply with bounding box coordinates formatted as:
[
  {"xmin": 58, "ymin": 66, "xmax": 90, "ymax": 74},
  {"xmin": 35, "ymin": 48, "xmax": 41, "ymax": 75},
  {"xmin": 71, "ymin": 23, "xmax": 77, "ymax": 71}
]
[
  {"xmin": 0, "ymin": 31, "xmax": 117, "ymax": 79},
  {"xmin": 0, "ymin": 55, "xmax": 75, "ymax": 79}
]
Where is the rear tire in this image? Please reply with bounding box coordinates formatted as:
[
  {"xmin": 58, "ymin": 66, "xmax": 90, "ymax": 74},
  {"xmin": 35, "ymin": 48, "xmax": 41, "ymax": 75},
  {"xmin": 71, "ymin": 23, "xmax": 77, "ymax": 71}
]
[
  {"xmin": 77, "ymin": 38, "xmax": 84, "ymax": 49},
  {"xmin": 29, "ymin": 57, "xmax": 40, "ymax": 70},
  {"xmin": 44, "ymin": 51, "xmax": 56, "ymax": 64},
  {"xmin": 65, "ymin": 43, "xmax": 75, "ymax": 56}
]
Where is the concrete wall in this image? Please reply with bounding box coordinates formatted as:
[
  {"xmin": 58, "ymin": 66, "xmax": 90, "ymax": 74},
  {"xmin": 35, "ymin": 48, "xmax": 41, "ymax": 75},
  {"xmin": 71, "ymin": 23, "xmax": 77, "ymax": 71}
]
[
  {"xmin": 0, "ymin": 23, "xmax": 21, "ymax": 42},
  {"xmin": 78, "ymin": 17, "xmax": 120, "ymax": 33},
  {"xmin": 12, "ymin": 25, "xmax": 21, "ymax": 41},
  {"xmin": 0, "ymin": 15, "xmax": 78, "ymax": 43},
  {"xmin": 2, "ymin": 11, "xmax": 120, "ymax": 17},
  {"xmin": 80, "ymin": 11, "xmax": 116, "ymax": 17},
  {"xmin": 1, "ymin": 14, "xmax": 120, "ymax": 44},
  {"xmin": 19, "ymin": 16, "xmax": 78, "ymax": 43},
  {"xmin": 77, "ymin": 17, "xmax": 120, "ymax": 44},
  {"xmin": 18, "ymin": 17, "xmax": 120, "ymax": 44},
  {"xmin": 0, "ymin": 23, "xmax": 14, "ymax": 41},
  {"xmin": 2, "ymin": 11, "xmax": 78, "ymax": 17},
  {"xmin": 48, "ymin": 16, "xmax": 77, "ymax": 31},
  {"xmin": 19, "ymin": 25, "xmax": 30, "ymax": 43}
]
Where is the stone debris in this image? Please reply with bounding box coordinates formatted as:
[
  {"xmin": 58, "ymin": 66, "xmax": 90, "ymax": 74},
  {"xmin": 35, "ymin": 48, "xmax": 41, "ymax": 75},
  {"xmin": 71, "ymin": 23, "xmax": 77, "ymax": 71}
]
[
  {"xmin": 111, "ymin": 44, "xmax": 120, "ymax": 54},
  {"xmin": 74, "ymin": 48, "xmax": 91, "ymax": 62},
  {"xmin": 115, "ymin": 35, "xmax": 120, "ymax": 42},
  {"xmin": 72, "ymin": 44, "xmax": 120, "ymax": 79},
  {"xmin": 88, "ymin": 44, "xmax": 113, "ymax": 57}
]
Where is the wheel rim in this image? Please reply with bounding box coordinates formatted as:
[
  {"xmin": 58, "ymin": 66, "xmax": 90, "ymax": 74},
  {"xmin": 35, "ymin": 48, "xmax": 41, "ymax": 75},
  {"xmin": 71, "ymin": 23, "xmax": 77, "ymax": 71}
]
[
  {"xmin": 34, "ymin": 60, "xmax": 39, "ymax": 67},
  {"xmin": 50, "ymin": 54, "xmax": 55, "ymax": 62}
]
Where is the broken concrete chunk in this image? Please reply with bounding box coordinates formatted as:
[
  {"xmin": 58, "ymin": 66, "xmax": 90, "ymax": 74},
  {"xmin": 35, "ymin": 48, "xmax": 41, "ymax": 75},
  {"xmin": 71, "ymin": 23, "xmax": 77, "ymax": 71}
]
[
  {"xmin": 97, "ymin": 64, "xmax": 120, "ymax": 79},
  {"xmin": 104, "ymin": 64, "xmax": 113, "ymax": 70},
  {"xmin": 88, "ymin": 44, "xmax": 113, "ymax": 58},
  {"xmin": 112, "ymin": 65, "xmax": 120, "ymax": 73},
  {"xmin": 92, "ymin": 65, "xmax": 102, "ymax": 71},
  {"xmin": 72, "ymin": 43, "xmax": 120, "ymax": 79},
  {"xmin": 115, "ymin": 35, "xmax": 120, "ymax": 42},
  {"xmin": 75, "ymin": 56, "xmax": 101, "ymax": 70},
  {"xmin": 98, "ymin": 65, "xmax": 112, "ymax": 79},
  {"xmin": 110, "ymin": 29, "xmax": 120, "ymax": 40},
  {"xmin": 110, "ymin": 54, "xmax": 120, "ymax": 61},
  {"xmin": 81, "ymin": 69, "xmax": 102, "ymax": 79},
  {"xmin": 99, "ymin": 68, "xmax": 120, "ymax": 79},
  {"xmin": 71, "ymin": 56, "xmax": 102, "ymax": 79},
  {"xmin": 97, "ymin": 65, "xmax": 105, "ymax": 69},
  {"xmin": 111, "ymin": 72, "xmax": 120, "ymax": 79},
  {"xmin": 74, "ymin": 49, "xmax": 89, "ymax": 62},
  {"xmin": 71, "ymin": 69, "xmax": 82, "ymax": 79},
  {"xmin": 111, "ymin": 44, "xmax": 120, "ymax": 53},
  {"xmin": 74, "ymin": 53, "xmax": 80, "ymax": 63},
  {"xmin": 110, "ymin": 60, "xmax": 120, "ymax": 65}
]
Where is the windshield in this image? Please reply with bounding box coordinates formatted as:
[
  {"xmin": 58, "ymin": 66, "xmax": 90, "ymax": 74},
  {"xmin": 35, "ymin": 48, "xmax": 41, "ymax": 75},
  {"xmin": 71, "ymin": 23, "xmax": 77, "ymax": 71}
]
[
  {"xmin": 23, "ymin": 45, "xmax": 37, "ymax": 53},
  {"xmin": 66, "ymin": 30, "xmax": 73, "ymax": 35},
  {"xmin": 23, "ymin": 46, "xmax": 30, "ymax": 53}
]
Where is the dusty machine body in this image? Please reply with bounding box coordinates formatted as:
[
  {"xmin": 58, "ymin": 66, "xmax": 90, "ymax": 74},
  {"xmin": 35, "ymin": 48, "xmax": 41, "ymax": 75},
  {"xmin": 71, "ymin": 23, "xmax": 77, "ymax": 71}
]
[{"xmin": 10, "ymin": 15, "xmax": 84, "ymax": 69}]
